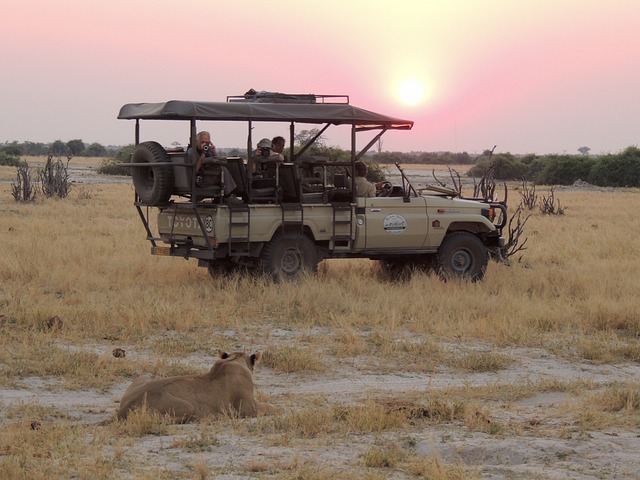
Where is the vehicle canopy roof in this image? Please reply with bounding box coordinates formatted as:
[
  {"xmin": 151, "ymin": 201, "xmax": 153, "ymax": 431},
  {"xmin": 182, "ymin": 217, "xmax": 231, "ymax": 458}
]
[{"xmin": 118, "ymin": 100, "xmax": 413, "ymax": 131}]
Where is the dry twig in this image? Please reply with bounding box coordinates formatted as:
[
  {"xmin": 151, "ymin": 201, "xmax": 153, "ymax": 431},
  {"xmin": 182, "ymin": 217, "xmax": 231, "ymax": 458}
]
[
  {"xmin": 540, "ymin": 187, "xmax": 565, "ymax": 215},
  {"xmin": 520, "ymin": 179, "xmax": 538, "ymax": 209},
  {"xmin": 503, "ymin": 203, "xmax": 531, "ymax": 262},
  {"xmin": 11, "ymin": 163, "xmax": 37, "ymax": 202}
]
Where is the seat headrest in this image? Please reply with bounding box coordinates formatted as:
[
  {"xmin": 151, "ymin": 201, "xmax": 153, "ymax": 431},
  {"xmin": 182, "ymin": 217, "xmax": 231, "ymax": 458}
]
[{"xmin": 334, "ymin": 173, "xmax": 349, "ymax": 189}]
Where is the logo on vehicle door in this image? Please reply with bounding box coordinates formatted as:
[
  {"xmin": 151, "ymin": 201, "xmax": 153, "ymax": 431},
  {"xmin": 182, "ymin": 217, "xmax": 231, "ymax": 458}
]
[{"xmin": 383, "ymin": 214, "xmax": 407, "ymax": 234}]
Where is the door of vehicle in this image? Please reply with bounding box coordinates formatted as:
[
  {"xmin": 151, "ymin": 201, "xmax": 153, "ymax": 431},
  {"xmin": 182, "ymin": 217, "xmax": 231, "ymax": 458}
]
[{"xmin": 362, "ymin": 196, "xmax": 429, "ymax": 249}]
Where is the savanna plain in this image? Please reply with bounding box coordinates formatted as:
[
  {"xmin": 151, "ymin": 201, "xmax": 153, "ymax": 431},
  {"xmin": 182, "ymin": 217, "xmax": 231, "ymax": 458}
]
[{"xmin": 1, "ymin": 159, "xmax": 640, "ymax": 479}]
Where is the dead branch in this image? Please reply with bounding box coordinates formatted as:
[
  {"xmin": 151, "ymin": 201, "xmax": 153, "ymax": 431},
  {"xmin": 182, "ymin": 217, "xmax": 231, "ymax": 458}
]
[
  {"xmin": 11, "ymin": 163, "xmax": 37, "ymax": 202},
  {"xmin": 40, "ymin": 150, "xmax": 72, "ymax": 199},
  {"xmin": 430, "ymin": 167, "xmax": 463, "ymax": 196},
  {"xmin": 520, "ymin": 179, "xmax": 538, "ymax": 209},
  {"xmin": 503, "ymin": 202, "xmax": 531, "ymax": 262},
  {"xmin": 473, "ymin": 164, "xmax": 497, "ymax": 201},
  {"xmin": 431, "ymin": 169, "xmax": 447, "ymax": 188},
  {"xmin": 540, "ymin": 187, "xmax": 565, "ymax": 215},
  {"xmin": 448, "ymin": 166, "xmax": 463, "ymax": 196}
]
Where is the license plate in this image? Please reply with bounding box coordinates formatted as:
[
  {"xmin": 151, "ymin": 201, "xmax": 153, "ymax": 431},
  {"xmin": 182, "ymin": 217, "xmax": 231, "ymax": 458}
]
[{"xmin": 151, "ymin": 246, "xmax": 172, "ymax": 256}]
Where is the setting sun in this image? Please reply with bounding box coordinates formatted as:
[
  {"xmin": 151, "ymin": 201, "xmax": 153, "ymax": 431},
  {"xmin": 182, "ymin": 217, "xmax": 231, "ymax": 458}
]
[{"xmin": 397, "ymin": 79, "xmax": 426, "ymax": 106}]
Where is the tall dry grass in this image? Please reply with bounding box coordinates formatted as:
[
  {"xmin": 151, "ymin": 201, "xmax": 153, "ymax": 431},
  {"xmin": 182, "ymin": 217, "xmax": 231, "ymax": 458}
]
[
  {"xmin": 1, "ymin": 182, "xmax": 640, "ymax": 478},
  {"xmin": 2, "ymin": 184, "xmax": 640, "ymax": 372}
]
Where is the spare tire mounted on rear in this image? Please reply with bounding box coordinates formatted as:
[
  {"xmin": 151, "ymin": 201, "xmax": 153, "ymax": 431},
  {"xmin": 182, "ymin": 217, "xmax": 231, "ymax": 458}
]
[{"xmin": 131, "ymin": 141, "xmax": 174, "ymax": 205}]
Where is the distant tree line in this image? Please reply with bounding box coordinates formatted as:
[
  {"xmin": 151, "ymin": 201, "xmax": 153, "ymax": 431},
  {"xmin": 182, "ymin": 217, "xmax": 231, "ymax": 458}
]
[
  {"xmin": 3, "ymin": 137, "xmax": 640, "ymax": 188},
  {"xmin": 1, "ymin": 139, "xmax": 116, "ymax": 158},
  {"xmin": 465, "ymin": 146, "xmax": 640, "ymax": 187},
  {"xmin": 367, "ymin": 146, "xmax": 640, "ymax": 187},
  {"xmin": 369, "ymin": 150, "xmax": 474, "ymax": 165}
]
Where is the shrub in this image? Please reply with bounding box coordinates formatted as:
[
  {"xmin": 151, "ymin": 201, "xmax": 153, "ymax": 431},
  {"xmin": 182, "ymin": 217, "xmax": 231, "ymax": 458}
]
[
  {"xmin": 467, "ymin": 153, "xmax": 526, "ymax": 180},
  {"xmin": 85, "ymin": 142, "xmax": 107, "ymax": 157},
  {"xmin": 589, "ymin": 146, "xmax": 640, "ymax": 187},
  {"xmin": 97, "ymin": 145, "xmax": 134, "ymax": 176},
  {"xmin": 98, "ymin": 158, "xmax": 131, "ymax": 176},
  {"xmin": 536, "ymin": 154, "xmax": 595, "ymax": 185},
  {"xmin": 11, "ymin": 163, "xmax": 37, "ymax": 202},
  {"xmin": 366, "ymin": 161, "xmax": 387, "ymax": 182},
  {"xmin": 0, "ymin": 151, "xmax": 24, "ymax": 167},
  {"xmin": 39, "ymin": 156, "xmax": 71, "ymax": 198},
  {"xmin": 1, "ymin": 144, "xmax": 22, "ymax": 156}
]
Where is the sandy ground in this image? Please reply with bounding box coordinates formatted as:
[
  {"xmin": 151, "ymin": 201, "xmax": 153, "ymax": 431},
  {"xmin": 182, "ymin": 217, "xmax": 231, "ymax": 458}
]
[{"xmin": 3, "ymin": 333, "xmax": 640, "ymax": 479}]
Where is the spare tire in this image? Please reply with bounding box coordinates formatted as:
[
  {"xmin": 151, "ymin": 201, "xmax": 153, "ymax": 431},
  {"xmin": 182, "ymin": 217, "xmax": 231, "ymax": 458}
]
[{"xmin": 131, "ymin": 141, "xmax": 174, "ymax": 204}]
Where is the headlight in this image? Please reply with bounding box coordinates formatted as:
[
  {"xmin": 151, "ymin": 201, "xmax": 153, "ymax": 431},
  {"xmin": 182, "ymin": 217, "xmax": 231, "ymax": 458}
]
[{"xmin": 481, "ymin": 208, "xmax": 495, "ymax": 222}]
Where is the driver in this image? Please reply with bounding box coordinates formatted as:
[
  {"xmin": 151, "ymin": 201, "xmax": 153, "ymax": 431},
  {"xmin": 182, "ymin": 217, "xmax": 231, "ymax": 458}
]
[{"xmin": 354, "ymin": 161, "xmax": 385, "ymax": 197}]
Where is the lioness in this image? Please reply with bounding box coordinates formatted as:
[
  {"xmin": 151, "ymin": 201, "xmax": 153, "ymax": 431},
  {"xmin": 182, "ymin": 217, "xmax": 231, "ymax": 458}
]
[{"xmin": 116, "ymin": 350, "xmax": 269, "ymax": 423}]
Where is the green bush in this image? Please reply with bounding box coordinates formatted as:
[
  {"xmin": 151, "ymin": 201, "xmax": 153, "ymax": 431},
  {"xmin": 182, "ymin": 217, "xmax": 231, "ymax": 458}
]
[
  {"xmin": 1, "ymin": 144, "xmax": 22, "ymax": 156},
  {"xmin": 0, "ymin": 151, "xmax": 25, "ymax": 167},
  {"xmin": 467, "ymin": 153, "xmax": 526, "ymax": 180},
  {"xmin": 366, "ymin": 161, "xmax": 387, "ymax": 183},
  {"xmin": 97, "ymin": 145, "xmax": 134, "ymax": 176},
  {"xmin": 85, "ymin": 142, "xmax": 107, "ymax": 157},
  {"xmin": 589, "ymin": 146, "xmax": 640, "ymax": 187},
  {"xmin": 535, "ymin": 154, "xmax": 595, "ymax": 185},
  {"xmin": 114, "ymin": 144, "xmax": 135, "ymax": 163},
  {"xmin": 97, "ymin": 158, "xmax": 131, "ymax": 176}
]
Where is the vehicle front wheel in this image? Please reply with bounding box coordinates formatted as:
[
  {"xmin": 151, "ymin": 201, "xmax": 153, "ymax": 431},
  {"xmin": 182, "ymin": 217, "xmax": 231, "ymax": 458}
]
[
  {"xmin": 435, "ymin": 232, "xmax": 488, "ymax": 282},
  {"xmin": 260, "ymin": 232, "xmax": 318, "ymax": 282}
]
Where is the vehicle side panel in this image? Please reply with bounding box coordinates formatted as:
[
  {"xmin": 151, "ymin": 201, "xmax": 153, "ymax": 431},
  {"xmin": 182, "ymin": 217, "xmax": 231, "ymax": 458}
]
[
  {"xmin": 361, "ymin": 197, "xmax": 429, "ymax": 249},
  {"xmin": 157, "ymin": 204, "xmax": 351, "ymax": 247},
  {"xmin": 423, "ymin": 197, "xmax": 497, "ymax": 248}
]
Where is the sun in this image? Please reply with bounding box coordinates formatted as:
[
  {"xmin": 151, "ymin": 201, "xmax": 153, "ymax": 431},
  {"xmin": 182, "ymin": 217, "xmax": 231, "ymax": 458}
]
[{"xmin": 397, "ymin": 79, "xmax": 426, "ymax": 106}]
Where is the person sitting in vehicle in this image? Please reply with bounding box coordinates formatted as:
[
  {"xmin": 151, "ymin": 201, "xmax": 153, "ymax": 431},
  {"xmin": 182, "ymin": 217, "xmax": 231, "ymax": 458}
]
[
  {"xmin": 271, "ymin": 136, "xmax": 286, "ymax": 158},
  {"xmin": 254, "ymin": 138, "xmax": 284, "ymax": 162},
  {"xmin": 252, "ymin": 138, "xmax": 284, "ymax": 177},
  {"xmin": 354, "ymin": 160, "xmax": 385, "ymax": 197},
  {"xmin": 189, "ymin": 131, "xmax": 240, "ymax": 201}
]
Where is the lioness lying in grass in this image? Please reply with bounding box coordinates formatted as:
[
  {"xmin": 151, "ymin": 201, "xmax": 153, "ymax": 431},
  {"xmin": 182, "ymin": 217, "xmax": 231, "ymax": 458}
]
[{"xmin": 116, "ymin": 350, "xmax": 270, "ymax": 423}]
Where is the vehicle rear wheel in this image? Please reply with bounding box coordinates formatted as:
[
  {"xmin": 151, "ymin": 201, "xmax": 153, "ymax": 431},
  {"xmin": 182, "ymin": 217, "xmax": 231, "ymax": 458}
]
[
  {"xmin": 131, "ymin": 141, "xmax": 174, "ymax": 205},
  {"xmin": 435, "ymin": 232, "xmax": 488, "ymax": 282},
  {"xmin": 207, "ymin": 259, "xmax": 240, "ymax": 279},
  {"xmin": 260, "ymin": 232, "xmax": 318, "ymax": 282}
]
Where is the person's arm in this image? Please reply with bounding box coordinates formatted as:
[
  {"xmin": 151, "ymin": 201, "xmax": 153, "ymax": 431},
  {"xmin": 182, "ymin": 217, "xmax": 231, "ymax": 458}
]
[
  {"xmin": 188, "ymin": 147, "xmax": 203, "ymax": 173},
  {"xmin": 195, "ymin": 152, "xmax": 206, "ymax": 173},
  {"xmin": 268, "ymin": 151, "xmax": 284, "ymax": 162},
  {"xmin": 195, "ymin": 143, "xmax": 217, "ymax": 172}
]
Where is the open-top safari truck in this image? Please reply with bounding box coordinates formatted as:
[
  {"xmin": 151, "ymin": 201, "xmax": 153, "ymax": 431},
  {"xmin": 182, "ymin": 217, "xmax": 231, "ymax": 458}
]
[{"xmin": 118, "ymin": 91, "xmax": 506, "ymax": 281}]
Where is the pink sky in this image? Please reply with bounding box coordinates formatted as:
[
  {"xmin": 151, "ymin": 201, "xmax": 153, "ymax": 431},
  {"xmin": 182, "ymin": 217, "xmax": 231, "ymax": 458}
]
[{"xmin": 2, "ymin": 0, "xmax": 639, "ymax": 154}]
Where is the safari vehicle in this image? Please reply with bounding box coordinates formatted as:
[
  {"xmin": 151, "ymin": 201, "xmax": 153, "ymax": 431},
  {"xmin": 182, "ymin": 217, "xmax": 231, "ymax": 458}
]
[{"xmin": 118, "ymin": 91, "xmax": 506, "ymax": 282}]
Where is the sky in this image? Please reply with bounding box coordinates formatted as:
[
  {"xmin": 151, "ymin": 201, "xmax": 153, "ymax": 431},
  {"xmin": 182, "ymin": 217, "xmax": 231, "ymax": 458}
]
[{"xmin": 2, "ymin": 0, "xmax": 639, "ymax": 155}]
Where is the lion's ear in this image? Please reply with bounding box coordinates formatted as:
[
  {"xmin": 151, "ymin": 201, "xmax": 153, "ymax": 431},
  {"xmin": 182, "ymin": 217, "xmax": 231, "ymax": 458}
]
[
  {"xmin": 218, "ymin": 350, "xmax": 229, "ymax": 359},
  {"xmin": 251, "ymin": 351, "xmax": 262, "ymax": 365}
]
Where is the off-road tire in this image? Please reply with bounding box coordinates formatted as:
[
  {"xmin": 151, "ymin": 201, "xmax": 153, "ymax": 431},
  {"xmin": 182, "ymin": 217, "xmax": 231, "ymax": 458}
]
[
  {"xmin": 260, "ymin": 232, "xmax": 318, "ymax": 282},
  {"xmin": 131, "ymin": 141, "xmax": 174, "ymax": 205},
  {"xmin": 435, "ymin": 232, "xmax": 488, "ymax": 282},
  {"xmin": 378, "ymin": 255, "xmax": 434, "ymax": 282},
  {"xmin": 207, "ymin": 259, "xmax": 240, "ymax": 279}
]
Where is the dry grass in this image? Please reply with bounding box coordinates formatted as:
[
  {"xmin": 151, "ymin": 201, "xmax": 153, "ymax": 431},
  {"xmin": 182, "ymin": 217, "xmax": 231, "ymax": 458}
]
[{"xmin": 1, "ymin": 181, "xmax": 640, "ymax": 478}]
